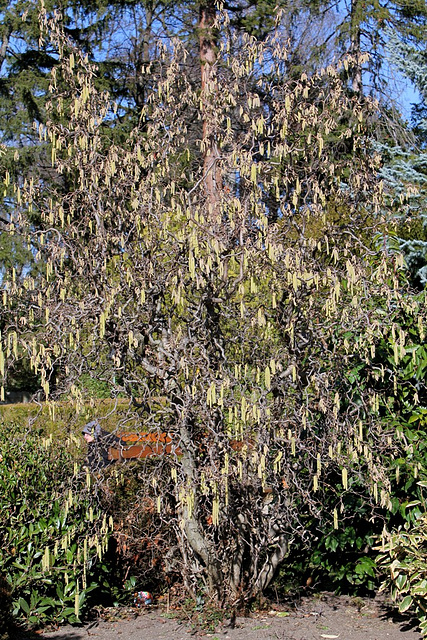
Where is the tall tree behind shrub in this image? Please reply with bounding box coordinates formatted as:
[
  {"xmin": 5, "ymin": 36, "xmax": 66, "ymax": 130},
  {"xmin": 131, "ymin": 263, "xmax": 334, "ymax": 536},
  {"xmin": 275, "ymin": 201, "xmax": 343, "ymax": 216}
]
[{"xmin": 378, "ymin": 33, "xmax": 427, "ymax": 288}]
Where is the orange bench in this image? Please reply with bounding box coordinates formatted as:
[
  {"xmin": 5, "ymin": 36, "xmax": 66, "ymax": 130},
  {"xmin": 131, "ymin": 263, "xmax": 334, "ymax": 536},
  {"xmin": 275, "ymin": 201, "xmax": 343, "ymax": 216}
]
[
  {"xmin": 108, "ymin": 433, "xmax": 253, "ymax": 461},
  {"xmin": 108, "ymin": 432, "xmax": 180, "ymax": 460}
]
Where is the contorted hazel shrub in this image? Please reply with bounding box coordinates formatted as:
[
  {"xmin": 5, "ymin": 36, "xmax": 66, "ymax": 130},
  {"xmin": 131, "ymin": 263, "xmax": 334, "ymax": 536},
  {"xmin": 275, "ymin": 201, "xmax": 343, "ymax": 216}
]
[{"xmin": 1, "ymin": 6, "xmax": 426, "ymax": 607}]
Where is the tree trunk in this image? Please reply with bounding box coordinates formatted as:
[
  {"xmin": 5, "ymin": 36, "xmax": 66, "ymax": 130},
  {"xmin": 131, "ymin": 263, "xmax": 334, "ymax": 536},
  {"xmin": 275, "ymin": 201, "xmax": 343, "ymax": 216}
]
[
  {"xmin": 178, "ymin": 421, "xmax": 224, "ymax": 600},
  {"xmin": 349, "ymin": 0, "xmax": 363, "ymax": 95},
  {"xmin": 134, "ymin": 7, "xmax": 153, "ymax": 111},
  {"xmin": 250, "ymin": 534, "xmax": 288, "ymax": 597},
  {"xmin": 0, "ymin": 27, "xmax": 11, "ymax": 74},
  {"xmin": 199, "ymin": 0, "xmax": 222, "ymax": 219}
]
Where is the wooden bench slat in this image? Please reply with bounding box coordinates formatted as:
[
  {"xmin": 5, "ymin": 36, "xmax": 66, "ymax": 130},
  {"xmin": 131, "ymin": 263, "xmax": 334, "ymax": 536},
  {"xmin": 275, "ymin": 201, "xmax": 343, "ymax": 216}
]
[{"xmin": 107, "ymin": 434, "xmax": 254, "ymax": 462}]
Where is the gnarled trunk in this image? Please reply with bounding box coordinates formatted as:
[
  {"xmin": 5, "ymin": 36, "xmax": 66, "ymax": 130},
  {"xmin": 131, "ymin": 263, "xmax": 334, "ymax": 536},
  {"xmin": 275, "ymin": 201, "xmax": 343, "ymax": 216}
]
[{"xmin": 178, "ymin": 421, "xmax": 224, "ymax": 601}]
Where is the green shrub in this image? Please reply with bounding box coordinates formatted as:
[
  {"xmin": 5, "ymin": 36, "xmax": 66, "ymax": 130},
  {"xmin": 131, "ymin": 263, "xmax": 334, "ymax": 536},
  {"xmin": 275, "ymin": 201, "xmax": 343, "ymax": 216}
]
[
  {"xmin": 270, "ymin": 474, "xmax": 381, "ymax": 598},
  {"xmin": 0, "ymin": 423, "xmax": 116, "ymax": 629},
  {"xmin": 376, "ymin": 499, "xmax": 427, "ymax": 635},
  {"xmin": 0, "ymin": 399, "xmax": 143, "ymax": 440}
]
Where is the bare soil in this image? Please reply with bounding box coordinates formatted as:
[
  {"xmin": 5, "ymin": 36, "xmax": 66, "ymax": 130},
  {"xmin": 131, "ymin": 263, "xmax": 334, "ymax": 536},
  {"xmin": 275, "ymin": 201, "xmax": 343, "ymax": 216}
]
[{"xmin": 10, "ymin": 593, "xmax": 422, "ymax": 640}]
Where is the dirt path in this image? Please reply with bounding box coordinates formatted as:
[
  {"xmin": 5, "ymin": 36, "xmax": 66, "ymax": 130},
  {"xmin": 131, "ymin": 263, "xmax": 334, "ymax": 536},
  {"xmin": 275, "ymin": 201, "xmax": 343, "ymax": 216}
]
[{"xmin": 13, "ymin": 594, "xmax": 421, "ymax": 640}]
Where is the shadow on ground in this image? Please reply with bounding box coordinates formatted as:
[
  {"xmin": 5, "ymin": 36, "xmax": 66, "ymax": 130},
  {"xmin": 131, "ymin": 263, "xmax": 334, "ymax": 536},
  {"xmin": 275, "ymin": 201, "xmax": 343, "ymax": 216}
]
[{"xmin": 379, "ymin": 602, "xmax": 421, "ymax": 634}]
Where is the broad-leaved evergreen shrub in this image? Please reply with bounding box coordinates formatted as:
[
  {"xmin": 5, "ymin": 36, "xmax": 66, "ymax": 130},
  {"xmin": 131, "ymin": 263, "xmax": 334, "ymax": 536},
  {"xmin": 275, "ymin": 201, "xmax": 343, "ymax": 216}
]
[
  {"xmin": 376, "ymin": 500, "xmax": 427, "ymax": 635},
  {"xmin": 0, "ymin": 424, "xmax": 115, "ymax": 629}
]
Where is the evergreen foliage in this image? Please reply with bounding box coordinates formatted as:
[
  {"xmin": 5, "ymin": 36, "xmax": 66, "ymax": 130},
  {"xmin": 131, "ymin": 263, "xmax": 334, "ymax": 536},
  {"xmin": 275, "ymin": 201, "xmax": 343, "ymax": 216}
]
[
  {"xmin": 377, "ymin": 32, "xmax": 427, "ymax": 287},
  {"xmin": 0, "ymin": 423, "xmax": 116, "ymax": 628}
]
